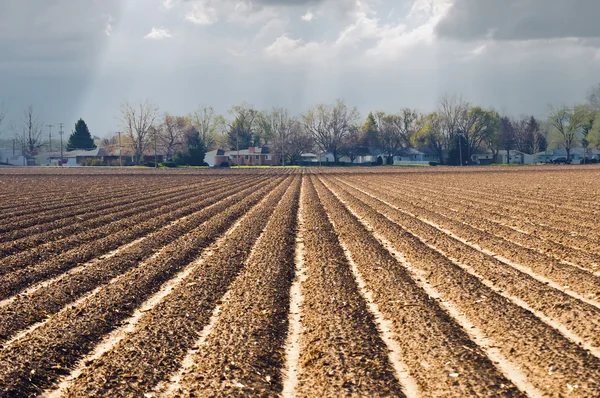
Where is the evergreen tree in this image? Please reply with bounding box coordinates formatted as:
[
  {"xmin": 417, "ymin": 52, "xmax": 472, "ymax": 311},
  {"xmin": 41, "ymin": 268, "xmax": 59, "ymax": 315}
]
[
  {"xmin": 174, "ymin": 129, "xmax": 207, "ymax": 166},
  {"xmin": 67, "ymin": 119, "xmax": 96, "ymax": 150},
  {"xmin": 360, "ymin": 112, "xmax": 380, "ymax": 150}
]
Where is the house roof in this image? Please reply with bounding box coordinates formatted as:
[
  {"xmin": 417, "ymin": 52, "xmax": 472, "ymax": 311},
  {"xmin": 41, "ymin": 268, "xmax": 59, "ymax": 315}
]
[
  {"xmin": 223, "ymin": 147, "xmax": 270, "ymax": 156},
  {"xmin": 533, "ymin": 148, "xmax": 600, "ymax": 156},
  {"xmin": 397, "ymin": 148, "xmax": 424, "ymax": 156}
]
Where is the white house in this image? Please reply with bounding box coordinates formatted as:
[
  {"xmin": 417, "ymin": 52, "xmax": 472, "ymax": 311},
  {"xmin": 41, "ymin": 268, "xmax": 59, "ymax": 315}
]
[
  {"xmin": 496, "ymin": 150, "xmax": 535, "ymax": 165},
  {"xmin": 534, "ymin": 148, "xmax": 600, "ymax": 164}
]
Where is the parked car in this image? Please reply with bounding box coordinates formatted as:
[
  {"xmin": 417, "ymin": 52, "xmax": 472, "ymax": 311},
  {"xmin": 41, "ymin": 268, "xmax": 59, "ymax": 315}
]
[{"xmin": 552, "ymin": 157, "xmax": 571, "ymax": 164}]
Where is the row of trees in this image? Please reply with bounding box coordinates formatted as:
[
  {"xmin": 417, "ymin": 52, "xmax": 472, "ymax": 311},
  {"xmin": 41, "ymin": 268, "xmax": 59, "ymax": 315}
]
[
  {"xmin": 0, "ymin": 105, "xmax": 97, "ymax": 157},
  {"xmin": 114, "ymin": 85, "xmax": 600, "ymax": 166},
  {"xmin": 3, "ymin": 84, "xmax": 600, "ymax": 165}
]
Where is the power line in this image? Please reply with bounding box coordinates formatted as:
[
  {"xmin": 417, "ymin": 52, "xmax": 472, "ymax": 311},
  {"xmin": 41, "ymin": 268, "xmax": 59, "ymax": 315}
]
[{"xmin": 58, "ymin": 123, "xmax": 64, "ymax": 165}]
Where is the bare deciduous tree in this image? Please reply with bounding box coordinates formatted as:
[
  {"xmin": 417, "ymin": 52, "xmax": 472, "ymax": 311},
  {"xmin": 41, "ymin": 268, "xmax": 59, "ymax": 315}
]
[
  {"xmin": 285, "ymin": 120, "xmax": 313, "ymax": 164},
  {"xmin": 302, "ymin": 100, "xmax": 358, "ymax": 164},
  {"xmin": 588, "ymin": 83, "xmax": 600, "ymax": 112},
  {"xmin": 158, "ymin": 113, "xmax": 188, "ymax": 160},
  {"xmin": 438, "ymin": 94, "xmax": 467, "ymax": 142},
  {"xmin": 190, "ymin": 106, "xmax": 218, "ymax": 150},
  {"xmin": 379, "ymin": 109, "xmax": 420, "ymax": 161},
  {"xmin": 17, "ymin": 105, "xmax": 45, "ymax": 155},
  {"xmin": 261, "ymin": 107, "xmax": 291, "ymax": 165},
  {"xmin": 120, "ymin": 99, "xmax": 159, "ymax": 165}
]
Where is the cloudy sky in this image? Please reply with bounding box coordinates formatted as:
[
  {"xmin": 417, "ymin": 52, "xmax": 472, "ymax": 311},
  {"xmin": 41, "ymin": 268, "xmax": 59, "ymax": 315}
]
[{"xmin": 1, "ymin": 0, "xmax": 599, "ymax": 137}]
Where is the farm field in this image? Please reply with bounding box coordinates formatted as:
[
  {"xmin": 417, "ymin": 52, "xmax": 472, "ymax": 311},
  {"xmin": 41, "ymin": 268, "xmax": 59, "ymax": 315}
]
[{"xmin": 1, "ymin": 166, "xmax": 600, "ymax": 397}]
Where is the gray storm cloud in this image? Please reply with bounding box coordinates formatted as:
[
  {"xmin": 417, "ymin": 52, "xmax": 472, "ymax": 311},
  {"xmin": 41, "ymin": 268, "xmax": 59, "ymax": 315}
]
[{"xmin": 436, "ymin": 0, "xmax": 600, "ymax": 41}]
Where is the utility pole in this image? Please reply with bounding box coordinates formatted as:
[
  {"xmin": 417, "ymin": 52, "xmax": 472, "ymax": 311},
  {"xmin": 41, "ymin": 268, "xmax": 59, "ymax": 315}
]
[
  {"xmin": 58, "ymin": 123, "xmax": 64, "ymax": 165},
  {"xmin": 46, "ymin": 124, "xmax": 54, "ymax": 152},
  {"xmin": 153, "ymin": 128, "xmax": 158, "ymax": 168},
  {"xmin": 457, "ymin": 133, "xmax": 464, "ymax": 166},
  {"xmin": 118, "ymin": 131, "xmax": 123, "ymax": 167},
  {"xmin": 236, "ymin": 127, "xmax": 240, "ymax": 166}
]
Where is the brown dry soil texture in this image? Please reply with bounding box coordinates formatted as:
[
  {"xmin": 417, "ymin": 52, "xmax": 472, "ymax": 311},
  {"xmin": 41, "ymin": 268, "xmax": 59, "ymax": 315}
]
[{"xmin": 1, "ymin": 165, "xmax": 600, "ymax": 397}]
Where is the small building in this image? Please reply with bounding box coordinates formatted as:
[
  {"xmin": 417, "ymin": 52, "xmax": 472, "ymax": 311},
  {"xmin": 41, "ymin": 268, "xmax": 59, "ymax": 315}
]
[
  {"xmin": 533, "ymin": 148, "xmax": 600, "ymax": 164},
  {"xmin": 493, "ymin": 150, "xmax": 534, "ymax": 165},
  {"xmin": 471, "ymin": 150, "xmax": 495, "ymax": 165},
  {"xmin": 206, "ymin": 147, "xmax": 279, "ymax": 167}
]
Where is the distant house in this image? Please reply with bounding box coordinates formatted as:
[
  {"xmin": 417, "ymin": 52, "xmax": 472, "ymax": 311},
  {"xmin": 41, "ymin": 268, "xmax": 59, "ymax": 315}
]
[
  {"xmin": 206, "ymin": 147, "xmax": 279, "ymax": 167},
  {"xmin": 534, "ymin": 148, "xmax": 600, "ymax": 164},
  {"xmin": 36, "ymin": 148, "xmax": 107, "ymax": 166},
  {"xmin": 0, "ymin": 148, "xmax": 29, "ymax": 166},
  {"xmin": 495, "ymin": 150, "xmax": 534, "ymax": 165},
  {"xmin": 470, "ymin": 150, "xmax": 494, "ymax": 165}
]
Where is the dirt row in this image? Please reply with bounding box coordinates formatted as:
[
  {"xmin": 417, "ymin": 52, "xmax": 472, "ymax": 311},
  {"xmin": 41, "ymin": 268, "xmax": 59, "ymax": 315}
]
[
  {"xmin": 0, "ymin": 176, "xmax": 268, "ymax": 300},
  {"xmin": 343, "ymin": 177, "xmax": 600, "ymax": 305},
  {"xmin": 398, "ymin": 178, "xmax": 600, "ymax": 242},
  {"xmin": 60, "ymin": 177, "xmax": 296, "ymax": 397},
  {"xmin": 322, "ymin": 176, "xmax": 600, "ymax": 396},
  {"xmin": 0, "ymin": 176, "xmax": 169, "ymax": 216},
  {"xmin": 0, "ymin": 175, "xmax": 254, "ymax": 277},
  {"xmin": 366, "ymin": 177, "xmax": 600, "ymax": 270},
  {"xmin": 327, "ymin": 177, "xmax": 600, "ymax": 351},
  {"xmin": 313, "ymin": 176, "xmax": 523, "ymax": 396},
  {"xmin": 175, "ymin": 177, "xmax": 301, "ymax": 397},
  {"xmin": 416, "ymin": 173, "xmax": 600, "ymax": 211},
  {"xmin": 292, "ymin": 177, "xmax": 405, "ymax": 397},
  {"xmin": 354, "ymin": 176, "xmax": 600, "ymax": 256},
  {"xmin": 0, "ymin": 178, "xmax": 187, "ymax": 227},
  {"xmin": 0, "ymin": 179, "xmax": 226, "ymax": 259},
  {"xmin": 0, "ymin": 177, "xmax": 282, "ymax": 344},
  {"xmin": 0, "ymin": 177, "xmax": 286, "ymax": 396}
]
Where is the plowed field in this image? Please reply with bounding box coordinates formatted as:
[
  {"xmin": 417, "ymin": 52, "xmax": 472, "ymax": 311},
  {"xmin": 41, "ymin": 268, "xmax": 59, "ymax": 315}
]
[{"xmin": 1, "ymin": 166, "xmax": 600, "ymax": 397}]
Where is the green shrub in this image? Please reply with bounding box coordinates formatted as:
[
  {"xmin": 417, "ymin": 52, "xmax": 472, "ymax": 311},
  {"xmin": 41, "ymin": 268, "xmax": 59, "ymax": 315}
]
[
  {"xmin": 145, "ymin": 161, "xmax": 156, "ymax": 168},
  {"xmin": 429, "ymin": 161, "xmax": 438, "ymax": 166},
  {"xmin": 161, "ymin": 161, "xmax": 178, "ymax": 168}
]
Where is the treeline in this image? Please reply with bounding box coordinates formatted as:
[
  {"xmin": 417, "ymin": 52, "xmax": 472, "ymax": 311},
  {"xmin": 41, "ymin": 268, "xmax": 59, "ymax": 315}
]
[
  {"xmin": 3, "ymin": 84, "xmax": 600, "ymax": 166},
  {"xmin": 107, "ymin": 85, "xmax": 600, "ymax": 166}
]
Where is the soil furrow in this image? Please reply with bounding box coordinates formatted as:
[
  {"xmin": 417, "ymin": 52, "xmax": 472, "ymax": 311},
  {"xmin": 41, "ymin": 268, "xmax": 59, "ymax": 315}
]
[
  {"xmin": 396, "ymin": 179, "xmax": 600, "ymax": 242},
  {"xmin": 333, "ymin": 177, "xmax": 600, "ymax": 349},
  {"xmin": 50, "ymin": 177, "xmax": 292, "ymax": 397},
  {"xmin": 0, "ymin": 182, "xmax": 218, "ymax": 259},
  {"xmin": 0, "ymin": 177, "xmax": 275, "ymax": 344},
  {"xmin": 0, "ymin": 176, "xmax": 267, "ymax": 300},
  {"xmin": 0, "ymin": 179, "xmax": 225, "ymax": 255},
  {"xmin": 175, "ymin": 176, "xmax": 300, "ymax": 397},
  {"xmin": 0, "ymin": 177, "xmax": 283, "ymax": 397},
  {"xmin": 0, "ymin": 180, "xmax": 172, "ymax": 221},
  {"xmin": 292, "ymin": 176, "xmax": 405, "ymax": 397},
  {"xmin": 324, "ymin": 176, "xmax": 600, "ymax": 397},
  {"xmin": 370, "ymin": 176, "xmax": 600, "ymax": 256},
  {"xmin": 0, "ymin": 180, "xmax": 189, "ymax": 233},
  {"xmin": 341, "ymin": 177, "xmax": 600, "ymax": 306},
  {"xmin": 281, "ymin": 185, "xmax": 308, "ymax": 398},
  {"xmin": 315, "ymin": 176, "xmax": 523, "ymax": 397},
  {"xmin": 363, "ymin": 178, "xmax": 600, "ymax": 270}
]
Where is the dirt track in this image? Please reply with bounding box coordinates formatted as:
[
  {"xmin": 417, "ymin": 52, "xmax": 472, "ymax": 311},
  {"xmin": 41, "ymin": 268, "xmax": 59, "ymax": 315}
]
[{"xmin": 1, "ymin": 166, "xmax": 600, "ymax": 397}]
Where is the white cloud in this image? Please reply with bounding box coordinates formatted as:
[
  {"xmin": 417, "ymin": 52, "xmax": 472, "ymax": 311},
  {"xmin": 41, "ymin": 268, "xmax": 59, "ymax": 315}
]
[
  {"xmin": 144, "ymin": 27, "xmax": 173, "ymax": 39},
  {"xmin": 301, "ymin": 10, "xmax": 314, "ymax": 22},
  {"xmin": 265, "ymin": 35, "xmax": 323, "ymax": 62},
  {"xmin": 228, "ymin": 1, "xmax": 278, "ymax": 26},
  {"xmin": 162, "ymin": 0, "xmax": 180, "ymax": 10},
  {"xmin": 185, "ymin": 2, "xmax": 218, "ymax": 25},
  {"xmin": 471, "ymin": 43, "xmax": 487, "ymax": 56},
  {"xmin": 104, "ymin": 14, "xmax": 114, "ymax": 37}
]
